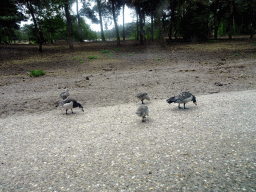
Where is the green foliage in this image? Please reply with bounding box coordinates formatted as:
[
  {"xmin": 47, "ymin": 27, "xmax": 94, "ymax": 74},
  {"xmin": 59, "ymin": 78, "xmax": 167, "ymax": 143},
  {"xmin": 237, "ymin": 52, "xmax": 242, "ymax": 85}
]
[
  {"xmin": 40, "ymin": 14, "xmax": 66, "ymax": 43},
  {"xmin": 156, "ymin": 58, "xmax": 162, "ymax": 60},
  {"xmin": 0, "ymin": 0, "xmax": 26, "ymax": 43},
  {"xmin": 29, "ymin": 69, "xmax": 45, "ymax": 77},
  {"xmin": 79, "ymin": 59, "xmax": 84, "ymax": 63},
  {"xmin": 129, "ymin": 53, "xmax": 134, "ymax": 56},
  {"xmin": 72, "ymin": 57, "xmax": 76, "ymax": 60},
  {"xmin": 101, "ymin": 49, "xmax": 110, "ymax": 53},
  {"xmin": 234, "ymin": 53, "xmax": 239, "ymax": 57},
  {"xmin": 87, "ymin": 55, "xmax": 98, "ymax": 59},
  {"xmin": 72, "ymin": 17, "xmax": 96, "ymax": 41},
  {"xmin": 115, "ymin": 48, "xmax": 120, "ymax": 51}
]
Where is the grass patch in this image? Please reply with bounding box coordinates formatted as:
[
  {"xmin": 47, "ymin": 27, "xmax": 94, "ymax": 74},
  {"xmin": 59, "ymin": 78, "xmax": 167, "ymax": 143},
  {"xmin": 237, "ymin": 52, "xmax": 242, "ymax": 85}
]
[
  {"xmin": 79, "ymin": 59, "xmax": 84, "ymax": 63},
  {"xmin": 115, "ymin": 48, "xmax": 121, "ymax": 51},
  {"xmin": 209, "ymin": 40, "xmax": 219, "ymax": 43},
  {"xmin": 156, "ymin": 57, "xmax": 162, "ymax": 60},
  {"xmin": 234, "ymin": 52, "xmax": 239, "ymax": 57},
  {"xmin": 29, "ymin": 69, "xmax": 45, "ymax": 77},
  {"xmin": 72, "ymin": 57, "xmax": 76, "ymax": 60},
  {"xmin": 87, "ymin": 55, "xmax": 98, "ymax": 59},
  {"xmin": 101, "ymin": 49, "xmax": 110, "ymax": 53},
  {"xmin": 129, "ymin": 53, "xmax": 134, "ymax": 56}
]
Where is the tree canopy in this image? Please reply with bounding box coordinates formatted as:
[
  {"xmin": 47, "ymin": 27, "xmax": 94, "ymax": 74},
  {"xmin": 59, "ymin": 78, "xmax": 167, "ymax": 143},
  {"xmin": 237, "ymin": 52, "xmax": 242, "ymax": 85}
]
[{"xmin": 1, "ymin": 0, "xmax": 255, "ymax": 50}]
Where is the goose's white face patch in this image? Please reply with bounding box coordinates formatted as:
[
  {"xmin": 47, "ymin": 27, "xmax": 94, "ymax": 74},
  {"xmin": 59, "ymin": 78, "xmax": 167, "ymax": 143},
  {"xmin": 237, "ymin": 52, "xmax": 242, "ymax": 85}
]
[{"xmin": 63, "ymin": 101, "xmax": 73, "ymax": 109}]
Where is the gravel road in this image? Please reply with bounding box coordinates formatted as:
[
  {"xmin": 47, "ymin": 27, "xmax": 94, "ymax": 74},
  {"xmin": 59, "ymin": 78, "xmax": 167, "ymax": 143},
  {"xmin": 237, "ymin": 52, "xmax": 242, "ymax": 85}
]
[{"xmin": 0, "ymin": 90, "xmax": 255, "ymax": 191}]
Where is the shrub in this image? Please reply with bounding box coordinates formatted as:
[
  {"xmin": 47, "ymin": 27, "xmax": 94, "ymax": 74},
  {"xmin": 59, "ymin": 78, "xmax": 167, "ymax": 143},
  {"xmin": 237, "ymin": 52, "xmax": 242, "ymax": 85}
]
[
  {"xmin": 101, "ymin": 49, "xmax": 110, "ymax": 53},
  {"xmin": 87, "ymin": 55, "xmax": 98, "ymax": 59},
  {"xmin": 29, "ymin": 69, "xmax": 45, "ymax": 77}
]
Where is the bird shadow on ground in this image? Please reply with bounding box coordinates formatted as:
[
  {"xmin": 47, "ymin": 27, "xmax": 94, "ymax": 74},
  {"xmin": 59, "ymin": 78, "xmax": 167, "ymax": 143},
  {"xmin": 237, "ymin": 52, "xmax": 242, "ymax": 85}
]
[{"xmin": 166, "ymin": 105, "xmax": 198, "ymax": 113}]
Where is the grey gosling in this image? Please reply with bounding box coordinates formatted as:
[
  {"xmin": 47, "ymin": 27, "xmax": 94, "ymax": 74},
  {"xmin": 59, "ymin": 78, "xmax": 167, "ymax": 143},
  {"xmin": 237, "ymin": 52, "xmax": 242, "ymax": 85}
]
[
  {"xmin": 60, "ymin": 99, "xmax": 84, "ymax": 114},
  {"xmin": 166, "ymin": 92, "xmax": 197, "ymax": 109},
  {"xmin": 60, "ymin": 89, "xmax": 70, "ymax": 100},
  {"xmin": 136, "ymin": 105, "xmax": 149, "ymax": 122},
  {"xmin": 135, "ymin": 92, "xmax": 150, "ymax": 104}
]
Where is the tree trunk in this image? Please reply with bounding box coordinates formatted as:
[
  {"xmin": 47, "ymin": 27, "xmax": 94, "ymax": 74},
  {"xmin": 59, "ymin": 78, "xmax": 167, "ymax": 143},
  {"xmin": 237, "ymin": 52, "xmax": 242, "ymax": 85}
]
[
  {"xmin": 111, "ymin": 0, "xmax": 120, "ymax": 46},
  {"xmin": 139, "ymin": 10, "xmax": 144, "ymax": 45},
  {"xmin": 26, "ymin": 0, "xmax": 43, "ymax": 52},
  {"xmin": 64, "ymin": 0, "xmax": 74, "ymax": 50},
  {"xmin": 214, "ymin": 11, "xmax": 218, "ymax": 40},
  {"xmin": 76, "ymin": 0, "xmax": 83, "ymax": 42},
  {"xmin": 151, "ymin": 2, "xmax": 154, "ymax": 41},
  {"xmin": 156, "ymin": 7, "xmax": 166, "ymax": 48},
  {"xmin": 97, "ymin": 0, "xmax": 105, "ymax": 42},
  {"xmin": 136, "ymin": 11, "xmax": 139, "ymax": 40},
  {"xmin": 50, "ymin": 33, "xmax": 53, "ymax": 44},
  {"xmin": 136, "ymin": 5, "xmax": 144, "ymax": 45},
  {"xmin": 123, "ymin": 3, "xmax": 125, "ymax": 41},
  {"xmin": 169, "ymin": 0, "xmax": 174, "ymax": 40},
  {"xmin": 251, "ymin": 10, "xmax": 254, "ymax": 39},
  {"xmin": 228, "ymin": 0, "xmax": 233, "ymax": 40}
]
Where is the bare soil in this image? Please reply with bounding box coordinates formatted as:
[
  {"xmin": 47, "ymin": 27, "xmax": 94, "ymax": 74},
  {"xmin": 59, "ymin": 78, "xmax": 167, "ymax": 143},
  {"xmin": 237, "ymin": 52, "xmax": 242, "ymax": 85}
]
[{"xmin": 0, "ymin": 39, "xmax": 255, "ymax": 117}]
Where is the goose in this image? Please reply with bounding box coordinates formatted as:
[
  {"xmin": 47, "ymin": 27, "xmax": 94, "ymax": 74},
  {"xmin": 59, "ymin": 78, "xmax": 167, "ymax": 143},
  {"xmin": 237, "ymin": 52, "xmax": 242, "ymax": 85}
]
[
  {"xmin": 136, "ymin": 105, "xmax": 149, "ymax": 122},
  {"xmin": 60, "ymin": 99, "xmax": 84, "ymax": 114},
  {"xmin": 60, "ymin": 89, "xmax": 70, "ymax": 100},
  {"xmin": 166, "ymin": 92, "xmax": 197, "ymax": 109},
  {"xmin": 135, "ymin": 92, "xmax": 150, "ymax": 104}
]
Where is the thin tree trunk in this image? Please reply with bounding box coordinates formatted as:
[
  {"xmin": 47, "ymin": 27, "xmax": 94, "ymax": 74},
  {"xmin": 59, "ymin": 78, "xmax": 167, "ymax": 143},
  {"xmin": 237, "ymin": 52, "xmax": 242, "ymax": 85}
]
[
  {"xmin": 111, "ymin": 0, "xmax": 120, "ymax": 46},
  {"xmin": 228, "ymin": 0, "xmax": 233, "ymax": 40},
  {"xmin": 76, "ymin": 0, "xmax": 82, "ymax": 42},
  {"xmin": 251, "ymin": 10, "xmax": 254, "ymax": 39},
  {"xmin": 139, "ymin": 10, "xmax": 144, "ymax": 45},
  {"xmin": 123, "ymin": 3, "xmax": 125, "ymax": 41},
  {"xmin": 97, "ymin": 0, "xmax": 105, "ymax": 41},
  {"xmin": 151, "ymin": 2, "xmax": 154, "ymax": 41},
  {"xmin": 136, "ymin": 5, "xmax": 144, "ymax": 45},
  {"xmin": 156, "ymin": 8, "xmax": 166, "ymax": 48},
  {"xmin": 214, "ymin": 12, "xmax": 218, "ymax": 40},
  {"xmin": 136, "ymin": 11, "xmax": 139, "ymax": 40},
  {"xmin": 27, "ymin": 0, "xmax": 43, "ymax": 52},
  {"xmin": 169, "ymin": 0, "xmax": 174, "ymax": 40},
  {"xmin": 64, "ymin": 0, "xmax": 74, "ymax": 50}
]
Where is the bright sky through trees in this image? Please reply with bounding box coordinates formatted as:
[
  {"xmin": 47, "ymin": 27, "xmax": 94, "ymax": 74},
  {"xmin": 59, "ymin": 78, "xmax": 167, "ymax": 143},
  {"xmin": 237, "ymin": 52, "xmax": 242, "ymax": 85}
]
[{"xmin": 20, "ymin": 2, "xmax": 135, "ymax": 32}]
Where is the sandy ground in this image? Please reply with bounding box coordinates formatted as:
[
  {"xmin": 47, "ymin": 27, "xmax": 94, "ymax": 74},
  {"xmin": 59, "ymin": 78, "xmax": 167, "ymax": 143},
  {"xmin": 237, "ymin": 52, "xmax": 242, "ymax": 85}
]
[
  {"xmin": 0, "ymin": 40, "xmax": 255, "ymax": 190},
  {"xmin": 0, "ymin": 90, "xmax": 255, "ymax": 191},
  {"xmin": 0, "ymin": 40, "xmax": 256, "ymax": 118}
]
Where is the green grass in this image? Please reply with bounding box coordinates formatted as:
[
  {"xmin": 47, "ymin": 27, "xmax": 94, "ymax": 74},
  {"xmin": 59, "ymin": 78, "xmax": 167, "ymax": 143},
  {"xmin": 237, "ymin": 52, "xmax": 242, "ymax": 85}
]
[
  {"xmin": 72, "ymin": 57, "xmax": 76, "ymax": 60},
  {"xmin": 156, "ymin": 57, "xmax": 162, "ymax": 60},
  {"xmin": 115, "ymin": 48, "xmax": 121, "ymax": 51},
  {"xmin": 29, "ymin": 69, "xmax": 45, "ymax": 77},
  {"xmin": 87, "ymin": 55, "xmax": 98, "ymax": 59},
  {"xmin": 209, "ymin": 40, "xmax": 218, "ymax": 43},
  {"xmin": 79, "ymin": 59, "xmax": 84, "ymax": 63},
  {"xmin": 234, "ymin": 53, "xmax": 239, "ymax": 57},
  {"xmin": 129, "ymin": 53, "xmax": 134, "ymax": 56},
  {"xmin": 101, "ymin": 49, "xmax": 110, "ymax": 53}
]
